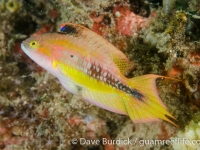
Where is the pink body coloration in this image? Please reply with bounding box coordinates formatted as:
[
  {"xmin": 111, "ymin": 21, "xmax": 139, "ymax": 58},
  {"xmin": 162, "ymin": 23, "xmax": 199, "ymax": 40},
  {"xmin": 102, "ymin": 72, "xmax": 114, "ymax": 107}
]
[{"xmin": 21, "ymin": 23, "xmax": 177, "ymax": 126}]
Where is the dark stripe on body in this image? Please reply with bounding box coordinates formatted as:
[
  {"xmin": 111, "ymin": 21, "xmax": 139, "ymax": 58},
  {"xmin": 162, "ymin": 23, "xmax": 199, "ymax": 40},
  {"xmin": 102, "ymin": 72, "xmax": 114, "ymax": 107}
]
[{"xmin": 84, "ymin": 62, "xmax": 144, "ymax": 101}]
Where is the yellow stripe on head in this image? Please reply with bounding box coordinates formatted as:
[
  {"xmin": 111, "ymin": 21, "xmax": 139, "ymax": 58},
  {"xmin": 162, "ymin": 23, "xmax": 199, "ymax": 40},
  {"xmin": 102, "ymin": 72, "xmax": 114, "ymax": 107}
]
[{"xmin": 52, "ymin": 60, "xmax": 57, "ymax": 69}]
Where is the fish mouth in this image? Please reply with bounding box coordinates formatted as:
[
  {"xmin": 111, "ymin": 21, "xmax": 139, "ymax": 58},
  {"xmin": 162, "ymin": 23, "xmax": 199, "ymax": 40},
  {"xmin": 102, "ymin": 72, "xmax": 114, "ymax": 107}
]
[
  {"xmin": 21, "ymin": 42, "xmax": 25, "ymax": 52},
  {"xmin": 21, "ymin": 40, "xmax": 30, "ymax": 55}
]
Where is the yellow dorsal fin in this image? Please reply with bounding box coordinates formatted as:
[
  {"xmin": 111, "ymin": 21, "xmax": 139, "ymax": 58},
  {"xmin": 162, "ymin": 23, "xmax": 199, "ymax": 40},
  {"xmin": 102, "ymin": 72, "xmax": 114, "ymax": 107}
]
[{"xmin": 113, "ymin": 57, "xmax": 135, "ymax": 76}]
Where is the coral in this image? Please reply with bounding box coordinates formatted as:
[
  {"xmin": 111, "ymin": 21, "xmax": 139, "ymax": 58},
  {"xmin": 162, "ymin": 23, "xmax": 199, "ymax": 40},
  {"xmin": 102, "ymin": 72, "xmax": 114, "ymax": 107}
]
[
  {"xmin": 188, "ymin": 0, "xmax": 200, "ymax": 15},
  {"xmin": 5, "ymin": 0, "xmax": 19, "ymax": 13},
  {"xmin": 0, "ymin": 30, "xmax": 6, "ymax": 59},
  {"xmin": 56, "ymin": 0, "xmax": 116, "ymax": 28},
  {"xmin": 115, "ymin": 121, "xmax": 176, "ymax": 150},
  {"xmin": 90, "ymin": 11, "xmax": 109, "ymax": 36},
  {"xmin": 162, "ymin": 0, "xmax": 176, "ymax": 14},
  {"xmin": 31, "ymin": 24, "xmax": 53, "ymax": 36},
  {"xmin": 171, "ymin": 117, "xmax": 200, "ymax": 150},
  {"xmin": 183, "ymin": 71, "xmax": 198, "ymax": 93},
  {"xmin": 188, "ymin": 52, "xmax": 200, "ymax": 66},
  {"xmin": 113, "ymin": 4, "xmax": 149, "ymax": 36}
]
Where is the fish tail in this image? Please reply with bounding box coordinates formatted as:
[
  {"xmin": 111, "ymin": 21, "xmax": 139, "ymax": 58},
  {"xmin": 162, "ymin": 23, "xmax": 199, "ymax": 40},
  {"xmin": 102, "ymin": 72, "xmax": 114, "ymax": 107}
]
[{"xmin": 125, "ymin": 74, "xmax": 177, "ymax": 126}]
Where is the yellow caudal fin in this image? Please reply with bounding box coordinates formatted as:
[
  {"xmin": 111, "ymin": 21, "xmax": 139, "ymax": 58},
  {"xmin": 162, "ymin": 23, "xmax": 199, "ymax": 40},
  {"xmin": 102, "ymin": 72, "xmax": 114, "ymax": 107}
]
[{"xmin": 125, "ymin": 74, "xmax": 178, "ymax": 126}]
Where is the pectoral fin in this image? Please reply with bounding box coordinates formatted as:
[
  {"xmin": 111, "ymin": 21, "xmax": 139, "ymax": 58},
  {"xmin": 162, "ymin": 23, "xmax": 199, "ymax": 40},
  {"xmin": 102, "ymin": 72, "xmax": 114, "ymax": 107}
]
[
  {"xmin": 59, "ymin": 78, "xmax": 81, "ymax": 95},
  {"xmin": 53, "ymin": 60, "xmax": 81, "ymax": 95}
]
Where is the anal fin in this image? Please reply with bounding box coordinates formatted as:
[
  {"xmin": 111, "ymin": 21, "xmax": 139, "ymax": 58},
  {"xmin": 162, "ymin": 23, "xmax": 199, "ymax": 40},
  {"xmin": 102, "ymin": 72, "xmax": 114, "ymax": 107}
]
[{"xmin": 82, "ymin": 88, "xmax": 127, "ymax": 115}]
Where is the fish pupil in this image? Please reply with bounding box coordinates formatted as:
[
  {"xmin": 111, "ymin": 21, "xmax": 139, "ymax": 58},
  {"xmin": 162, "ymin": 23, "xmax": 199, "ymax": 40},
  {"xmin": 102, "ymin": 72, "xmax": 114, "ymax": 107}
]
[{"xmin": 70, "ymin": 55, "xmax": 73, "ymax": 57}]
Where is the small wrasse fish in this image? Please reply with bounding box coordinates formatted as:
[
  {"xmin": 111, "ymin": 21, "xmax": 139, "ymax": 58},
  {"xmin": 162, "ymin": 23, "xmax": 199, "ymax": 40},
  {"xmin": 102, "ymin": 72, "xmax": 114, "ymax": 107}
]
[{"xmin": 21, "ymin": 23, "xmax": 177, "ymax": 126}]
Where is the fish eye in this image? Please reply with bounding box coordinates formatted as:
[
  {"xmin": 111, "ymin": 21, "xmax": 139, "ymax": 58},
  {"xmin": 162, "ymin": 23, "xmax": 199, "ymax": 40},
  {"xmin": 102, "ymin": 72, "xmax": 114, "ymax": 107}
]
[{"xmin": 29, "ymin": 41, "xmax": 38, "ymax": 49}]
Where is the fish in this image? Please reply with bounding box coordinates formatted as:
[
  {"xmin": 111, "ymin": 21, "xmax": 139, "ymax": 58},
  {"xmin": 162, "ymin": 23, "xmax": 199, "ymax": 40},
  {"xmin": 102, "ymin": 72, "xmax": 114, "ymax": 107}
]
[{"xmin": 21, "ymin": 23, "xmax": 177, "ymax": 126}]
